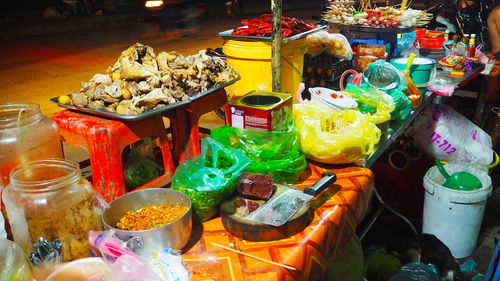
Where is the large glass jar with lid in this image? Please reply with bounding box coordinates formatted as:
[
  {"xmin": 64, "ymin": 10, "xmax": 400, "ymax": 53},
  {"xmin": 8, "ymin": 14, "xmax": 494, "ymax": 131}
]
[
  {"xmin": 0, "ymin": 103, "xmax": 63, "ymax": 188},
  {"xmin": 2, "ymin": 159, "xmax": 103, "ymax": 261}
]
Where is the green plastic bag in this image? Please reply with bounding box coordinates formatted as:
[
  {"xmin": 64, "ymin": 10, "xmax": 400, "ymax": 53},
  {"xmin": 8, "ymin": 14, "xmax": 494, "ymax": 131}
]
[
  {"xmin": 356, "ymin": 60, "xmax": 412, "ymax": 121},
  {"xmin": 343, "ymin": 83, "xmax": 395, "ymax": 124},
  {"xmin": 172, "ymin": 138, "xmax": 250, "ymax": 222},
  {"xmin": 123, "ymin": 137, "xmax": 164, "ymax": 190},
  {"xmin": 210, "ymin": 125, "xmax": 307, "ymax": 183},
  {"xmin": 386, "ymin": 88, "xmax": 412, "ymax": 121}
]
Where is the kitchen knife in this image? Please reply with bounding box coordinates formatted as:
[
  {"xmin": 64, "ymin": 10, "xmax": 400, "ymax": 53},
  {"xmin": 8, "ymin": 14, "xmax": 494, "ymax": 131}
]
[{"xmin": 246, "ymin": 172, "xmax": 337, "ymax": 226}]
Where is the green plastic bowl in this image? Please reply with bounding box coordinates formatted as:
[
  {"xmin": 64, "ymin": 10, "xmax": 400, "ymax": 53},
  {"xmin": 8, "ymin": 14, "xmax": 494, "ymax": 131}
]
[{"xmin": 390, "ymin": 57, "xmax": 436, "ymax": 85}]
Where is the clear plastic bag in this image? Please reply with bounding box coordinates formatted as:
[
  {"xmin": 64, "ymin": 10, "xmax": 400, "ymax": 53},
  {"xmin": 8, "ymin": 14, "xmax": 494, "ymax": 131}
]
[
  {"xmin": 362, "ymin": 60, "xmax": 407, "ymax": 92},
  {"xmin": 293, "ymin": 102, "xmax": 381, "ymax": 164},
  {"xmin": 210, "ymin": 125, "xmax": 307, "ymax": 183},
  {"xmin": 172, "ymin": 138, "xmax": 250, "ymax": 221},
  {"xmin": 88, "ymin": 230, "xmax": 170, "ymax": 281},
  {"xmin": 148, "ymin": 249, "xmax": 190, "ymax": 281},
  {"xmin": 0, "ymin": 238, "xmax": 32, "ymax": 281},
  {"xmin": 414, "ymin": 104, "xmax": 494, "ymax": 169},
  {"xmin": 343, "ymin": 83, "xmax": 395, "ymax": 124},
  {"xmin": 306, "ymin": 31, "xmax": 353, "ymax": 60}
]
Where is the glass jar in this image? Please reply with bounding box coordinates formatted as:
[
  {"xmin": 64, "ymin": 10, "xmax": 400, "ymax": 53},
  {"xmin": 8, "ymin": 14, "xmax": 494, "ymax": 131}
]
[
  {"xmin": 0, "ymin": 103, "xmax": 63, "ymax": 188},
  {"xmin": 2, "ymin": 159, "xmax": 103, "ymax": 261}
]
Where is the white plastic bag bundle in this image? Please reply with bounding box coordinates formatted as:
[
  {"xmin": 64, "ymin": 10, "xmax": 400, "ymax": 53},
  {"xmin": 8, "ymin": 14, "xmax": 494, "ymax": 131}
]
[{"xmin": 414, "ymin": 104, "xmax": 493, "ymax": 170}]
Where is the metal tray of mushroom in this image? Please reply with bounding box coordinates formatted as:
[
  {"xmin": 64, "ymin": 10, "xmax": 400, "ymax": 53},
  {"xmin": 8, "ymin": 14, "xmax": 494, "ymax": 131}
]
[{"xmin": 51, "ymin": 43, "xmax": 239, "ymax": 121}]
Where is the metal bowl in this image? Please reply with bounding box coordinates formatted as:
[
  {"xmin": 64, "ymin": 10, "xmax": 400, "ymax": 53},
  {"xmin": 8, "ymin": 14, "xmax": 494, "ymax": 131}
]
[{"xmin": 102, "ymin": 188, "xmax": 192, "ymax": 256}]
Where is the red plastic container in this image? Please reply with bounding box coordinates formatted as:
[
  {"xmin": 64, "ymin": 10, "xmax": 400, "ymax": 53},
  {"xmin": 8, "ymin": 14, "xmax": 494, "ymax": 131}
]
[{"xmin": 418, "ymin": 37, "xmax": 446, "ymax": 49}]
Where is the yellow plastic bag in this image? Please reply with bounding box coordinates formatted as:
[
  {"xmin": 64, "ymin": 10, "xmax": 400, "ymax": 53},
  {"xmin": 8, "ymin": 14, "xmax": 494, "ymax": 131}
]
[{"xmin": 293, "ymin": 102, "xmax": 381, "ymax": 164}]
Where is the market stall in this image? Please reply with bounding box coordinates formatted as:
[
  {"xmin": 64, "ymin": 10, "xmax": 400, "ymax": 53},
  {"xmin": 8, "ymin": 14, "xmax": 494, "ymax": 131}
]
[{"xmin": 0, "ymin": 0, "xmax": 498, "ymax": 280}]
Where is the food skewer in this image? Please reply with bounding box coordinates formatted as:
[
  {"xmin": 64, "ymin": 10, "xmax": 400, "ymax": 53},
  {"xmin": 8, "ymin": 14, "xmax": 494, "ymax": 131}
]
[{"xmin": 211, "ymin": 242, "xmax": 297, "ymax": 271}]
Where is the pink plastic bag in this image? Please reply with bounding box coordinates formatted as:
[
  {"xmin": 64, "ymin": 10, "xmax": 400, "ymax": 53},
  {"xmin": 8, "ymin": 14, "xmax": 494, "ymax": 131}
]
[
  {"xmin": 474, "ymin": 44, "xmax": 490, "ymax": 64},
  {"xmin": 88, "ymin": 231, "xmax": 166, "ymax": 281}
]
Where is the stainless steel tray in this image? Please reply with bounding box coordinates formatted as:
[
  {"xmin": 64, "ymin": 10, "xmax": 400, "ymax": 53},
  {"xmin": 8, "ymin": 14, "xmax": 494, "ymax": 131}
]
[
  {"xmin": 217, "ymin": 25, "xmax": 328, "ymax": 43},
  {"xmin": 50, "ymin": 78, "xmax": 238, "ymax": 121}
]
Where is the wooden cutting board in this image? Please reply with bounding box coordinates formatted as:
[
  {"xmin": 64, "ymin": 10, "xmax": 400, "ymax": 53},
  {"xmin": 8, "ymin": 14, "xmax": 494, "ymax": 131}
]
[{"xmin": 220, "ymin": 183, "xmax": 312, "ymax": 242}]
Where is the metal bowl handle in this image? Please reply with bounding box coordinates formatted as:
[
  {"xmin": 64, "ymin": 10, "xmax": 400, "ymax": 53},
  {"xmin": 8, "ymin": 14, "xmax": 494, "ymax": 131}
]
[{"xmin": 126, "ymin": 236, "xmax": 144, "ymax": 252}]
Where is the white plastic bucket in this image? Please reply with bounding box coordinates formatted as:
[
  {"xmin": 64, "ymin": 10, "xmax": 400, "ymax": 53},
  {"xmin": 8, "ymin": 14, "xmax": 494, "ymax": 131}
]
[{"xmin": 422, "ymin": 164, "xmax": 492, "ymax": 258}]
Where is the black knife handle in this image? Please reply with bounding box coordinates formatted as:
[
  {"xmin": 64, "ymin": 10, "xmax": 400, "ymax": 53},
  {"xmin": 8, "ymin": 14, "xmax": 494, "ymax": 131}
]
[{"xmin": 303, "ymin": 172, "xmax": 337, "ymax": 196}]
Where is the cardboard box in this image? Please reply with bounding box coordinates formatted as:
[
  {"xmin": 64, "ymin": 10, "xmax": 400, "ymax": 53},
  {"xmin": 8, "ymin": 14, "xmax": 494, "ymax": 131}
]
[{"xmin": 227, "ymin": 91, "xmax": 292, "ymax": 131}]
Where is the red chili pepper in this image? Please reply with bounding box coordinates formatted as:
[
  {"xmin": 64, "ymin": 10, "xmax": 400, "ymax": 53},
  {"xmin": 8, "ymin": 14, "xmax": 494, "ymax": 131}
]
[{"xmin": 232, "ymin": 14, "xmax": 315, "ymax": 37}]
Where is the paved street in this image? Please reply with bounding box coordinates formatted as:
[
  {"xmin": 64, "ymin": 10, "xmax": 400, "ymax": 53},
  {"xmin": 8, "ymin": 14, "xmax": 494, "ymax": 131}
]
[{"xmin": 0, "ymin": 9, "xmax": 317, "ymax": 117}]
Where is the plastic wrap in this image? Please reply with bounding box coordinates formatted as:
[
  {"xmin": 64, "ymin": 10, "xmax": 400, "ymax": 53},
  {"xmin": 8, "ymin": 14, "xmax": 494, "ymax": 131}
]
[
  {"xmin": 414, "ymin": 104, "xmax": 494, "ymax": 170},
  {"xmin": 293, "ymin": 102, "xmax": 381, "ymax": 164},
  {"xmin": 210, "ymin": 125, "xmax": 307, "ymax": 183},
  {"xmin": 343, "ymin": 83, "xmax": 395, "ymax": 124},
  {"xmin": 388, "ymin": 262, "xmax": 441, "ymax": 281},
  {"xmin": 172, "ymin": 138, "xmax": 250, "ymax": 221},
  {"xmin": 0, "ymin": 238, "xmax": 32, "ymax": 281}
]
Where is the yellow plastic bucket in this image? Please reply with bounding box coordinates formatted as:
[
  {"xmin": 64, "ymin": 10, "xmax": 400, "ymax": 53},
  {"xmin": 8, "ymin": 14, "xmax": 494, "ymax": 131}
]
[{"xmin": 223, "ymin": 39, "xmax": 307, "ymax": 100}]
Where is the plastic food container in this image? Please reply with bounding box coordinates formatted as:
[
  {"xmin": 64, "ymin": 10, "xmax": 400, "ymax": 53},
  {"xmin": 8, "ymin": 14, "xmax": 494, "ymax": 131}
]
[
  {"xmin": 355, "ymin": 55, "xmax": 379, "ymax": 72},
  {"xmin": 390, "ymin": 57, "xmax": 436, "ymax": 85},
  {"xmin": 3, "ymin": 159, "xmax": 103, "ymax": 261},
  {"xmin": 0, "ymin": 103, "xmax": 62, "ymax": 188},
  {"xmin": 357, "ymin": 44, "xmax": 386, "ymax": 58}
]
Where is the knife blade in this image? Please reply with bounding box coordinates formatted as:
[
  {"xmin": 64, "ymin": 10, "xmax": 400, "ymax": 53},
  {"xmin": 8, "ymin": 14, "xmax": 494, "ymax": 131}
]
[{"xmin": 246, "ymin": 172, "xmax": 337, "ymax": 226}]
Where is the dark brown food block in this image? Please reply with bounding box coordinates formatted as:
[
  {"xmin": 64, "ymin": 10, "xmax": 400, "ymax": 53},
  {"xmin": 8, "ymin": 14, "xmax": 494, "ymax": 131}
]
[
  {"xmin": 234, "ymin": 198, "xmax": 261, "ymax": 217},
  {"xmin": 237, "ymin": 172, "xmax": 274, "ymax": 200}
]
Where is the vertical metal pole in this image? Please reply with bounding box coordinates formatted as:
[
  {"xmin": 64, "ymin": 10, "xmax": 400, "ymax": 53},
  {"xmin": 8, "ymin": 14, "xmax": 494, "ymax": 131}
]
[{"xmin": 271, "ymin": 0, "xmax": 282, "ymax": 92}]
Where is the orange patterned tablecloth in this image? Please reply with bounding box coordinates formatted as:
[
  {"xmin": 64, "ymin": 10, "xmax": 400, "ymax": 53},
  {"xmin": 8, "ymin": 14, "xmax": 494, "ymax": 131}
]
[{"xmin": 182, "ymin": 164, "xmax": 374, "ymax": 281}]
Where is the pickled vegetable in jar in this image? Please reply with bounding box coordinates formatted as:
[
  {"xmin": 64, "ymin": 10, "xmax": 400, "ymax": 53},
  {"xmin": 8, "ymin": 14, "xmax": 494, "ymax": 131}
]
[
  {"xmin": 2, "ymin": 159, "xmax": 103, "ymax": 261},
  {"xmin": 0, "ymin": 103, "xmax": 62, "ymax": 188}
]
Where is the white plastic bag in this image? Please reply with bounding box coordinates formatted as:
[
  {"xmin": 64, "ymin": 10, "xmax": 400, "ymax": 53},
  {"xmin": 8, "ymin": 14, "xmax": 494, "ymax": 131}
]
[
  {"xmin": 326, "ymin": 33, "xmax": 353, "ymax": 60},
  {"xmin": 306, "ymin": 31, "xmax": 353, "ymax": 60},
  {"xmin": 414, "ymin": 104, "xmax": 493, "ymax": 169}
]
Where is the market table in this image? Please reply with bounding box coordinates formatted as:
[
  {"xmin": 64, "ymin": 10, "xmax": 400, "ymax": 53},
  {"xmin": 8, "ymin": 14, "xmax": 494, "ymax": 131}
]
[{"xmin": 182, "ymin": 164, "xmax": 374, "ymax": 281}]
